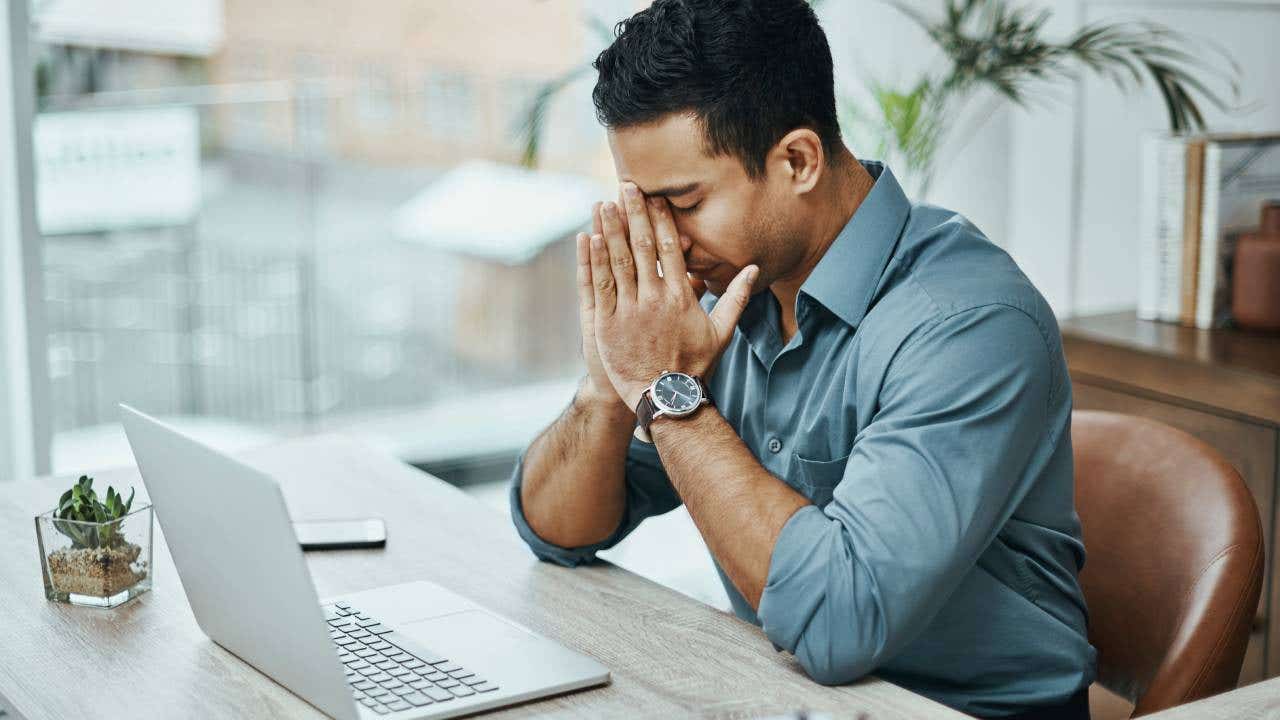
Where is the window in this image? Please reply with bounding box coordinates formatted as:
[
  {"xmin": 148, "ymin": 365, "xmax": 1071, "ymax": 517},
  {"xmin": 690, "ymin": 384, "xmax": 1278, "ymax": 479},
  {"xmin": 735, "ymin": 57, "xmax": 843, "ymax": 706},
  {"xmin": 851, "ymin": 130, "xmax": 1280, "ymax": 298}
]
[
  {"xmin": 1, "ymin": 0, "xmax": 44, "ymax": 480},
  {"xmin": 225, "ymin": 45, "xmax": 272, "ymax": 149},
  {"xmin": 501, "ymin": 75, "xmax": 543, "ymax": 153},
  {"xmin": 355, "ymin": 61, "xmax": 395, "ymax": 129},
  {"xmin": 16, "ymin": 1, "xmax": 611, "ymax": 476},
  {"xmin": 422, "ymin": 70, "xmax": 474, "ymax": 144},
  {"xmin": 292, "ymin": 51, "xmax": 331, "ymax": 153}
]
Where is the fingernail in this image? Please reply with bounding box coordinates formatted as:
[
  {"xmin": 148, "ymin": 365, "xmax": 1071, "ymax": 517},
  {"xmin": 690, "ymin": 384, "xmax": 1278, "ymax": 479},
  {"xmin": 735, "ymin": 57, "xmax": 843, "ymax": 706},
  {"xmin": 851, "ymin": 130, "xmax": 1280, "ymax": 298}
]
[
  {"xmin": 623, "ymin": 183, "xmax": 639, "ymax": 200},
  {"xmin": 603, "ymin": 202, "xmax": 616, "ymax": 218},
  {"xmin": 748, "ymin": 266, "xmax": 760, "ymax": 282},
  {"xmin": 591, "ymin": 233, "xmax": 604, "ymax": 250},
  {"xmin": 648, "ymin": 197, "xmax": 662, "ymax": 210}
]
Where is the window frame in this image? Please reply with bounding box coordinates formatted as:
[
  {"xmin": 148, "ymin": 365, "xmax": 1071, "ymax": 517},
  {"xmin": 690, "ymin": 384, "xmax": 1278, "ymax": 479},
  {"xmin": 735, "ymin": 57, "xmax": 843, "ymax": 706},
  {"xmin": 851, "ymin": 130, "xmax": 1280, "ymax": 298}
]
[{"xmin": 1, "ymin": 0, "xmax": 52, "ymax": 480}]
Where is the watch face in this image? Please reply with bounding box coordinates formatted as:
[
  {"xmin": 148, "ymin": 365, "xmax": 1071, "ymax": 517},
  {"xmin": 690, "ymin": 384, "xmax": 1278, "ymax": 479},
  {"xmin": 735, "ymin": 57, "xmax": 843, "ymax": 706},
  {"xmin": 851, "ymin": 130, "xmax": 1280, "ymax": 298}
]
[{"xmin": 652, "ymin": 372, "xmax": 701, "ymax": 414}]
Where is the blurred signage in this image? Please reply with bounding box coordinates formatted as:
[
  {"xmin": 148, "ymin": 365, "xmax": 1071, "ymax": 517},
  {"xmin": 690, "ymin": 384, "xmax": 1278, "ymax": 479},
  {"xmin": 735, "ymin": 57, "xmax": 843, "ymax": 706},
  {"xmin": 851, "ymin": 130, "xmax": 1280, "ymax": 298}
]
[
  {"xmin": 34, "ymin": 0, "xmax": 224, "ymax": 57},
  {"xmin": 34, "ymin": 107, "xmax": 201, "ymax": 235}
]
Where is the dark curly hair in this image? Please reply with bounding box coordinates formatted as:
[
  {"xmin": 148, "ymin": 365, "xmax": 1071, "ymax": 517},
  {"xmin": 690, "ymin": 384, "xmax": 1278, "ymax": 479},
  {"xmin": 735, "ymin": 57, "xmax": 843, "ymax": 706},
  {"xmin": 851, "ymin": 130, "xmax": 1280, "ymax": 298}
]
[{"xmin": 591, "ymin": 0, "xmax": 842, "ymax": 180}]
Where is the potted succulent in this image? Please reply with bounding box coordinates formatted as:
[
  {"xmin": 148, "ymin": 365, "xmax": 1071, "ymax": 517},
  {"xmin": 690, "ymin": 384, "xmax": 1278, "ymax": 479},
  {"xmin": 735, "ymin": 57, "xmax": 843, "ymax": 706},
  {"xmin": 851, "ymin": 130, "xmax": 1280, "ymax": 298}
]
[{"xmin": 34, "ymin": 475, "xmax": 154, "ymax": 608}]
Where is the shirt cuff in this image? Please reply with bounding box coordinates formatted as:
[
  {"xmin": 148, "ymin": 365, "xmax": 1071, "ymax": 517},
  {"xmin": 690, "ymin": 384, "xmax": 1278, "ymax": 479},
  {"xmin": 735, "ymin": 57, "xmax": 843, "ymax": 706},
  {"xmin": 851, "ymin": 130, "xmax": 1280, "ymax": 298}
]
[{"xmin": 757, "ymin": 504, "xmax": 837, "ymax": 653}]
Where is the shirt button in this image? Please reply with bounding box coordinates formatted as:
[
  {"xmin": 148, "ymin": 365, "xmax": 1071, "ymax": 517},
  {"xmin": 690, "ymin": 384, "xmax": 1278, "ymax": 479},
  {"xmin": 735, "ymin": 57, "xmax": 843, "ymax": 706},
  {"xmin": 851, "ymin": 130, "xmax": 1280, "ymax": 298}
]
[{"xmin": 767, "ymin": 437, "xmax": 783, "ymax": 454}]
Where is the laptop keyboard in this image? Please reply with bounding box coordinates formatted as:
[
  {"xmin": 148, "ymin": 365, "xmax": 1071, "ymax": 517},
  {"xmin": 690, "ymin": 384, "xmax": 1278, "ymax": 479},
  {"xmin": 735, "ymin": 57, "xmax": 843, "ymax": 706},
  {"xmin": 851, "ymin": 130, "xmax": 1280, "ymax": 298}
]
[{"xmin": 325, "ymin": 602, "xmax": 499, "ymax": 715}]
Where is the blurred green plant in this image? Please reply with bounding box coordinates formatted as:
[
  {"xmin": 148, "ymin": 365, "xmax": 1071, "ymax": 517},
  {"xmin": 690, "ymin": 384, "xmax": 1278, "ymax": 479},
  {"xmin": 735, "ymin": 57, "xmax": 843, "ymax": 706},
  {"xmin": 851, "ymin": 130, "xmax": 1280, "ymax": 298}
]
[
  {"xmin": 864, "ymin": 0, "xmax": 1241, "ymax": 196},
  {"xmin": 517, "ymin": 14, "xmax": 615, "ymax": 168},
  {"xmin": 53, "ymin": 475, "xmax": 136, "ymax": 549},
  {"xmin": 518, "ymin": 0, "xmax": 1240, "ymax": 199}
]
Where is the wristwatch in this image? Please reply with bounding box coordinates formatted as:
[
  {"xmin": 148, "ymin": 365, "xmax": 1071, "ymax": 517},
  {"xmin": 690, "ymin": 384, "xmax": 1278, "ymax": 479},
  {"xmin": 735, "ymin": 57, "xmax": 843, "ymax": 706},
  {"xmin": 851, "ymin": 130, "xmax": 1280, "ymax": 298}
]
[{"xmin": 633, "ymin": 370, "xmax": 712, "ymax": 444}]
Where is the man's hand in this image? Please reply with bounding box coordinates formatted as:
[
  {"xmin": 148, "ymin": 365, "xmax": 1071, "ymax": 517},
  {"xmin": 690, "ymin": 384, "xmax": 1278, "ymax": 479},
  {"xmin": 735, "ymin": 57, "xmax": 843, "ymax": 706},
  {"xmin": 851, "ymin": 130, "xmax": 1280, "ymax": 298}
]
[
  {"xmin": 572, "ymin": 202, "xmax": 627, "ymax": 410},
  {"xmin": 588, "ymin": 182, "xmax": 758, "ymax": 411}
]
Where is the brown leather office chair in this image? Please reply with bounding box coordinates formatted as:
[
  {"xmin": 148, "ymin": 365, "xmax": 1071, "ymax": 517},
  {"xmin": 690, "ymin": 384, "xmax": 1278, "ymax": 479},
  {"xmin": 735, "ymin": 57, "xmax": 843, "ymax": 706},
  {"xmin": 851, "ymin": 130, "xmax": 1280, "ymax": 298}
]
[{"xmin": 1073, "ymin": 410, "xmax": 1264, "ymax": 718}]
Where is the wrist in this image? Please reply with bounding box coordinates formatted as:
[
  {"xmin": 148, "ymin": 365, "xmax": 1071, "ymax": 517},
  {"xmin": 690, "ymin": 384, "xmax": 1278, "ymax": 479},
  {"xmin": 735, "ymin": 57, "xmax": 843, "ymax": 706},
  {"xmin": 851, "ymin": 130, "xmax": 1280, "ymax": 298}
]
[
  {"xmin": 575, "ymin": 377, "xmax": 632, "ymax": 419},
  {"xmin": 649, "ymin": 403, "xmax": 718, "ymax": 444}
]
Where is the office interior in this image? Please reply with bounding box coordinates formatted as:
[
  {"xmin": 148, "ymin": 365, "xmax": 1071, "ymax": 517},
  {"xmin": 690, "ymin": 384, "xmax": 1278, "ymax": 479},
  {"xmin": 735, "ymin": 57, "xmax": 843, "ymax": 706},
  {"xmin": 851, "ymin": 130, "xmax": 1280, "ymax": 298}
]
[{"xmin": 2, "ymin": 1, "xmax": 1279, "ymax": 719}]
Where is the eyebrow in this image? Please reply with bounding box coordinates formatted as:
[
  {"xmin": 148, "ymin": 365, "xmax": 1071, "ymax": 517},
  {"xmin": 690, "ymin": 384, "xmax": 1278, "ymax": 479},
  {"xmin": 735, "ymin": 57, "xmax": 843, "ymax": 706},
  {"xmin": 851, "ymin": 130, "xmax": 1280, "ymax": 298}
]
[{"xmin": 644, "ymin": 182, "xmax": 702, "ymax": 199}]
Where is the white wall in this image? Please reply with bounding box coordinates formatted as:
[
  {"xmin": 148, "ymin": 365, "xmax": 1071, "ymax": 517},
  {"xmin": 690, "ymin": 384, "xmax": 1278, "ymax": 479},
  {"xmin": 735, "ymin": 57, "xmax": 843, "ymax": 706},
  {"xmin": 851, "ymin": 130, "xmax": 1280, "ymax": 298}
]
[
  {"xmin": 1072, "ymin": 0, "xmax": 1280, "ymax": 314},
  {"xmin": 1005, "ymin": 2, "xmax": 1082, "ymax": 315},
  {"xmin": 827, "ymin": 0, "xmax": 1280, "ymax": 317},
  {"xmin": 823, "ymin": 1, "xmax": 1013, "ymax": 251},
  {"xmin": 1005, "ymin": 0, "xmax": 1279, "ymax": 315}
]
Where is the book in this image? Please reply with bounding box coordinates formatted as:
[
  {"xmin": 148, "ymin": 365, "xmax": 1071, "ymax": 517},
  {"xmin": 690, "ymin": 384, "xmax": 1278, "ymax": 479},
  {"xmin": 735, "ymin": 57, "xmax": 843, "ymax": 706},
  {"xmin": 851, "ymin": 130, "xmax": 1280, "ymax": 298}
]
[
  {"xmin": 1137, "ymin": 134, "xmax": 1189, "ymax": 321},
  {"xmin": 1195, "ymin": 136, "xmax": 1280, "ymax": 329},
  {"xmin": 1179, "ymin": 139, "xmax": 1206, "ymax": 327}
]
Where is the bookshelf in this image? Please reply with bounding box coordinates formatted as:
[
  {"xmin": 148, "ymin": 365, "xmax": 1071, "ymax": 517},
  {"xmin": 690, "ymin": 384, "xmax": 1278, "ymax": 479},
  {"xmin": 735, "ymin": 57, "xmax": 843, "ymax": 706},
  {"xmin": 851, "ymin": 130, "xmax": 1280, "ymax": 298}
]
[{"xmin": 1062, "ymin": 311, "xmax": 1280, "ymax": 685}]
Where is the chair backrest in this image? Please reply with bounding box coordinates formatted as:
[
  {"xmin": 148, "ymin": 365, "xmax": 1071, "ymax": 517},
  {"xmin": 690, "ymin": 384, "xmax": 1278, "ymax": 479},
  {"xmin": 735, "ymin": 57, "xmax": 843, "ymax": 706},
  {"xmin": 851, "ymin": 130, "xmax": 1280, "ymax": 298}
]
[{"xmin": 1073, "ymin": 410, "xmax": 1264, "ymax": 717}]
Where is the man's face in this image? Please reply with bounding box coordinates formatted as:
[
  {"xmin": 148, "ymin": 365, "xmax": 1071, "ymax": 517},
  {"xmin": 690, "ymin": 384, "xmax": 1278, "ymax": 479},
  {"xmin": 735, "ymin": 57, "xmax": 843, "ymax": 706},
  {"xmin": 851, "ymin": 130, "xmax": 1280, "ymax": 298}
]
[{"xmin": 607, "ymin": 113, "xmax": 800, "ymax": 297}]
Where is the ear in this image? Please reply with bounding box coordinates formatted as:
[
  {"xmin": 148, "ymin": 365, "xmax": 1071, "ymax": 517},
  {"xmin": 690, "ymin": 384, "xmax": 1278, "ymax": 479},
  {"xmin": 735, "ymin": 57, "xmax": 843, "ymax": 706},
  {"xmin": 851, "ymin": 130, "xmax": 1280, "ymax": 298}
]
[{"xmin": 770, "ymin": 128, "xmax": 825, "ymax": 196}]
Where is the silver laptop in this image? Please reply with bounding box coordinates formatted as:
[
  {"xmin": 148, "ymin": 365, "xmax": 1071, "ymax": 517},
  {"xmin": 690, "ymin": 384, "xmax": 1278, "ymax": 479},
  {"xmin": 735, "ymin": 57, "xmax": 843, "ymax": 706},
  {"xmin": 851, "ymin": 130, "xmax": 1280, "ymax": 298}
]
[{"xmin": 119, "ymin": 404, "xmax": 609, "ymax": 719}]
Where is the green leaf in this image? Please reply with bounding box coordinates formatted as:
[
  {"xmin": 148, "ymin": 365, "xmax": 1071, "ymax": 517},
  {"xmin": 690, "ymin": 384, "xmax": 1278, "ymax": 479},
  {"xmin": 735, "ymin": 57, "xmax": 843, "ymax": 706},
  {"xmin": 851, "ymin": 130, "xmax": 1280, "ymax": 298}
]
[
  {"xmin": 883, "ymin": 0, "xmax": 1241, "ymax": 139},
  {"xmin": 518, "ymin": 63, "xmax": 592, "ymax": 168}
]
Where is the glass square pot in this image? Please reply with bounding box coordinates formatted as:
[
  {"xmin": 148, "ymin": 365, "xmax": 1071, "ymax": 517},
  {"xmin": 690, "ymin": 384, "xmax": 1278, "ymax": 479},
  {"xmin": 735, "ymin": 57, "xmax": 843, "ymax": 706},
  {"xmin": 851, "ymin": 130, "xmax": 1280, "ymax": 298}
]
[{"xmin": 34, "ymin": 503, "xmax": 154, "ymax": 608}]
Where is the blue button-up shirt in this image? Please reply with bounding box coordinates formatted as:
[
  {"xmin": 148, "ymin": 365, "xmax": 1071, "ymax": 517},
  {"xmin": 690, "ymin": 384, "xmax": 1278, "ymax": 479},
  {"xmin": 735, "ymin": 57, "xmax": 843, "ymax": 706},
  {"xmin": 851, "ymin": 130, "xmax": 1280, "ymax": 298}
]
[{"xmin": 509, "ymin": 161, "xmax": 1096, "ymax": 717}]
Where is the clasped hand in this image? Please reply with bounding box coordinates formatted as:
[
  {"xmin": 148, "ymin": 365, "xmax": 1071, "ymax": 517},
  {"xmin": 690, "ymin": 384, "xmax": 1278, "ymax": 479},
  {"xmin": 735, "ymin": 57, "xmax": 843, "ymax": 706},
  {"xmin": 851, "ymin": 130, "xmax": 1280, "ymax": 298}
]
[{"xmin": 575, "ymin": 182, "xmax": 758, "ymax": 413}]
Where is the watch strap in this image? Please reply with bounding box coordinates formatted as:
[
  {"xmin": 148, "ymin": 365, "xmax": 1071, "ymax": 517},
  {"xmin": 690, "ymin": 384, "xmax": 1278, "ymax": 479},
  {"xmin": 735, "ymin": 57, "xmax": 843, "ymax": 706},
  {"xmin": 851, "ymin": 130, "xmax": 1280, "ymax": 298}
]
[{"xmin": 636, "ymin": 392, "xmax": 660, "ymax": 435}]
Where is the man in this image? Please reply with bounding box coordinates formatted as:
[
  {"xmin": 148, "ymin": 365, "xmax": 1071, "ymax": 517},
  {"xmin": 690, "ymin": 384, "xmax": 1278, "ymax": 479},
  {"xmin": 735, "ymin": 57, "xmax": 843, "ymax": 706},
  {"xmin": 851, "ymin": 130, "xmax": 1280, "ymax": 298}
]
[{"xmin": 508, "ymin": 1, "xmax": 1096, "ymax": 718}]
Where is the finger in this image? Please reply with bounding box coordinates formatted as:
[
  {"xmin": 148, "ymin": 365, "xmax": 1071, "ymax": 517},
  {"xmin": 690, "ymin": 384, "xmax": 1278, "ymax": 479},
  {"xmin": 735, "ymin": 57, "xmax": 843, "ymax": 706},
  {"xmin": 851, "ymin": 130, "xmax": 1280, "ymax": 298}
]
[
  {"xmin": 575, "ymin": 232, "xmax": 594, "ymax": 314},
  {"xmin": 600, "ymin": 201, "xmax": 637, "ymax": 303},
  {"xmin": 594, "ymin": 200, "xmax": 626, "ymax": 245},
  {"xmin": 615, "ymin": 189, "xmax": 632, "ymax": 244},
  {"xmin": 688, "ymin": 274, "xmax": 707, "ymax": 300},
  {"xmin": 621, "ymin": 184, "xmax": 660, "ymax": 296},
  {"xmin": 685, "ymin": 234, "xmax": 706, "ymax": 298},
  {"xmin": 647, "ymin": 197, "xmax": 690, "ymax": 294},
  {"xmin": 589, "ymin": 232, "xmax": 617, "ymax": 317},
  {"xmin": 709, "ymin": 265, "xmax": 759, "ymax": 345}
]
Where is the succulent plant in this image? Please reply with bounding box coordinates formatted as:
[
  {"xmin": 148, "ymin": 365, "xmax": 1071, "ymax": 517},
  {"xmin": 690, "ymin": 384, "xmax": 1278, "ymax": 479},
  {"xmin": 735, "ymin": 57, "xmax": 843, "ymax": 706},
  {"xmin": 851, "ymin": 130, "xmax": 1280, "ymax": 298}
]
[{"xmin": 53, "ymin": 475, "xmax": 136, "ymax": 549}]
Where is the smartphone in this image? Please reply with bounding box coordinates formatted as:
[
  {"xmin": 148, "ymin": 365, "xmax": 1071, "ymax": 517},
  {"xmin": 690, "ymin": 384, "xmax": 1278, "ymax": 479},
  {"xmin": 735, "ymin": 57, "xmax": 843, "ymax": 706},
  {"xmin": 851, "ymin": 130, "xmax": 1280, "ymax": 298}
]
[{"xmin": 293, "ymin": 518, "xmax": 386, "ymax": 550}]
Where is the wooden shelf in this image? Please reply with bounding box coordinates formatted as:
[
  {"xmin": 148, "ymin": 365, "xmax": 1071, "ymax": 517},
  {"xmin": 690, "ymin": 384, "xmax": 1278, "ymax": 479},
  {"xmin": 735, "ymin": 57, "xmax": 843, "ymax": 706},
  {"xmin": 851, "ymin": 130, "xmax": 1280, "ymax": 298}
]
[{"xmin": 1061, "ymin": 312, "xmax": 1280, "ymax": 427}]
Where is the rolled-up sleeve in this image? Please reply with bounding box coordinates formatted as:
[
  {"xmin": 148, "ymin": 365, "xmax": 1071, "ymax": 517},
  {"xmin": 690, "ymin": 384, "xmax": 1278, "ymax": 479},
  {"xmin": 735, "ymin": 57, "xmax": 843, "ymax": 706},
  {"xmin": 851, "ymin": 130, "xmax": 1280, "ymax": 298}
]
[
  {"xmin": 509, "ymin": 434, "xmax": 682, "ymax": 567},
  {"xmin": 757, "ymin": 304, "xmax": 1055, "ymax": 685}
]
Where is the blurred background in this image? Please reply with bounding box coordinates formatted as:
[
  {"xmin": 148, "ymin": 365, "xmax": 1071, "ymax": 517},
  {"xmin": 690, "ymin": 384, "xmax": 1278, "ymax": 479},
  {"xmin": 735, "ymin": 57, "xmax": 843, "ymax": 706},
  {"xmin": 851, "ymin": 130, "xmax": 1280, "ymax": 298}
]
[
  {"xmin": 17, "ymin": 0, "xmax": 621, "ymax": 478},
  {"xmin": 3, "ymin": 0, "xmax": 1279, "ymax": 610}
]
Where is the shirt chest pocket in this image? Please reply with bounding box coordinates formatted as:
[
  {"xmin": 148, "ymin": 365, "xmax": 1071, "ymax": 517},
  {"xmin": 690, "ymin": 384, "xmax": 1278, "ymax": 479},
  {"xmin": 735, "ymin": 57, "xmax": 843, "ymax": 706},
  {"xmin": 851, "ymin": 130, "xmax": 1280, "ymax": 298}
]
[{"xmin": 792, "ymin": 451, "xmax": 852, "ymax": 508}]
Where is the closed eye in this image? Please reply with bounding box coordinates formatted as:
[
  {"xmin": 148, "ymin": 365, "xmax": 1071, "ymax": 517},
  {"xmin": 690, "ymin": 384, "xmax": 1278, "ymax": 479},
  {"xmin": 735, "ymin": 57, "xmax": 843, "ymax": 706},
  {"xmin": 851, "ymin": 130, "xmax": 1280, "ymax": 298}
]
[{"xmin": 673, "ymin": 200, "xmax": 701, "ymax": 215}]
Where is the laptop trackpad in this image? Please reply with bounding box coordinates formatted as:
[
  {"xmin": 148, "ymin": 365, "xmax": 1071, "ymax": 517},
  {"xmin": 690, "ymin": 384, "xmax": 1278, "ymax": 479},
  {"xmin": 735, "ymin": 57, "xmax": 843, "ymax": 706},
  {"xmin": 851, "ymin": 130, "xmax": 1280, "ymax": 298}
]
[
  {"xmin": 401, "ymin": 610, "xmax": 536, "ymax": 668},
  {"xmin": 400, "ymin": 608, "xmax": 610, "ymax": 694}
]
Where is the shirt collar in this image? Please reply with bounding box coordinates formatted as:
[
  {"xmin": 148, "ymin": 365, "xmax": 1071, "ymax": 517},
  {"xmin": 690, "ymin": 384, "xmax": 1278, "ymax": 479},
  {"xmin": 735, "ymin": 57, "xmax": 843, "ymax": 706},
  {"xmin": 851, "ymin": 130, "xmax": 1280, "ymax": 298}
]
[{"xmin": 796, "ymin": 160, "xmax": 910, "ymax": 329}]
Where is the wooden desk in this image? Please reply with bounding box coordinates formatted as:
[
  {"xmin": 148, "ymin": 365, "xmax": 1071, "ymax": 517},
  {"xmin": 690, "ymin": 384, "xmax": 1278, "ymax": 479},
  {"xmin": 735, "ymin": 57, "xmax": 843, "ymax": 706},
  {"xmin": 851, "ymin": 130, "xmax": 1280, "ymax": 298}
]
[
  {"xmin": 1061, "ymin": 312, "xmax": 1280, "ymax": 684},
  {"xmin": 0, "ymin": 435, "xmax": 967, "ymax": 720},
  {"xmin": 1141, "ymin": 675, "xmax": 1280, "ymax": 719}
]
